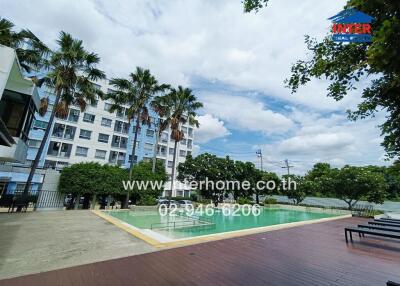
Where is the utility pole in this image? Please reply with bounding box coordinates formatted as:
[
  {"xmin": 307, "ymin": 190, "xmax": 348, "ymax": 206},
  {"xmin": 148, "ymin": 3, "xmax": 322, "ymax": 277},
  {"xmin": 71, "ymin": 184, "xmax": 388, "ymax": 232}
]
[
  {"xmin": 281, "ymin": 159, "xmax": 293, "ymax": 176},
  {"xmin": 256, "ymin": 149, "xmax": 263, "ymax": 171}
]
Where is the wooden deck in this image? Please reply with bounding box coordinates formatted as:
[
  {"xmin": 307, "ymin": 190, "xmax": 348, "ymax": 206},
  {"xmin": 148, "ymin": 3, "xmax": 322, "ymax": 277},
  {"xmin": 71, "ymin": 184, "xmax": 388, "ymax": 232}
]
[{"xmin": 1, "ymin": 217, "xmax": 400, "ymax": 286}]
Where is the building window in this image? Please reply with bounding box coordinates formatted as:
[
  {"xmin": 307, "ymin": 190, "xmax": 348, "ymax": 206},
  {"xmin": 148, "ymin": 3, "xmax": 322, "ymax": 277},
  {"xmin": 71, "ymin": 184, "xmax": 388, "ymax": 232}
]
[
  {"xmin": 75, "ymin": 146, "xmax": 88, "ymax": 157},
  {"xmin": 64, "ymin": 125, "xmax": 76, "ymax": 140},
  {"xmin": 114, "ymin": 120, "xmax": 129, "ymax": 134},
  {"xmin": 44, "ymin": 160, "xmax": 57, "ymax": 169},
  {"xmin": 79, "ymin": 129, "xmax": 92, "ymax": 140},
  {"xmin": 128, "ymin": 154, "xmax": 138, "ymax": 163},
  {"xmin": 109, "ymin": 151, "xmax": 125, "ymax": 165},
  {"xmin": 32, "ymin": 119, "xmax": 48, "ymax": 130},
  {"xmin": 104, "ymin": 103, "xmax": 113, "ymax": 112},
  {"xmin": 47, "ymin": 141, "xmax": 72, "ymax": 158},
  {"xmin": 27, "ymin": 139, "xmax": 41, "ymax": 148},
  {"xmin": 144, "ymin": 142, "xmax": 153, "ymax": 151},
  {"xmin": 52, "ymin": 123, "xmax": 65, "ymax": 138},
  {"xmin": 158, "ymin": 145, "xmax": 167, "ymax": 156},
  {"xmin": 167, "ymin": 161, "xmax": 173, "ymax": 168},
  {"xmin": 179, "ymin": 150, "xmax": 186, "ymax": 157},
  {"xmin": 161, "ymin": 132, "xmax": 168, "ymax": 143},
  {"xmin": 111, "ymin": 135, "xmax": 128, "ymax": 149},
  {"xmin": 83, "ymin": 113, "xmax": 95, "ymax": 123},
  {"xmin": 0, "ymin": 89, "xmax": 35, "ymax": 141},
  {"xmin": 95, "ymin": 149, "xmax": 107, "ymax": 159},
  {"xmin": 98, "ymin": 133, "xmax": 109, "ymax": 143},
  {"xmin": 116, "ymin": 107, "xmax": 126, "ymax": 119},
  {"xmin": 187, "ymin": 151, "xmax": 192, "ymax": 156},
  {"xmin": 57, "ymin": 108, "xmax": 80, "ymax": 122},
  {"xmin": 182, "ymin": 127, "xmax": 188, "ymax": 133},
  {"xmin": 146, "ymin": 129, "xmax": 154, "ymax": 137},
  {"xmin": 187, "ymin": 139, "xmax": 192, "ymax": 149},
  {"xmin": 181, "ymin": 138, "xmax": 187, "ymax": 145},
  {"xmin": 101, "ymin": 117, "xmax": 112, "ymax": 127},
  {"xmin": 52, "ymin": 123, "xmax": 76, "ymax": 140},
  {"xmin": 188, "ymin": 128, "xmax": 193, "ymax": 137},
  {"xmin": 169, "ymin": 148, "xmax": 174, "ymax": 155}
]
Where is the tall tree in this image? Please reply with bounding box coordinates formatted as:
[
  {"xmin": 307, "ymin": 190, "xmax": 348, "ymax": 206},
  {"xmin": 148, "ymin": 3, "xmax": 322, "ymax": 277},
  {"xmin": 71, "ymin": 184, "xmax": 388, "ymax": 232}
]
[
  {"xmin": 150, "ymin": 87, "xmax": 171, "ymax": 173},
  {"xmin": 243, "ymin": 1, "xmax": 400, "ymax": 159},
  {"xmin": 106, "ymin": 67, "xmax": 166, "ymax": 208},
  {"xmin": 161, "ymin": 87, "xmax": 203, "ymax": 198},
  {"xmin": 0, "ymin": 17, "xmax": 49, "ymax": 72},
  {"xmin": 23, "ymin": 32, "xmax": 105, "ymax": 199}
]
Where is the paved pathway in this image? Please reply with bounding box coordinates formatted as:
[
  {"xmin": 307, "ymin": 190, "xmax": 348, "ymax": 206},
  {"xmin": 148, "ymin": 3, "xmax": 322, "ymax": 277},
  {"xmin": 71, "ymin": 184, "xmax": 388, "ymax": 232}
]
[{"xmin": 0, "ymin": 211, "xmax": 155, "ymax": 279}]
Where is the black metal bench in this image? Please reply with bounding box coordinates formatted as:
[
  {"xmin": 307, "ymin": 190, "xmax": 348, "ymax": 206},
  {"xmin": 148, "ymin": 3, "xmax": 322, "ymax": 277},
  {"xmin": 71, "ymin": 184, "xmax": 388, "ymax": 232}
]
[
  {"xmin": 344, "ymin": 227, "xmax": 400, "ymax": 243},
  {"xmin": 376, "ymin": 218, "xmax": 400, "ymax": 224},
  {"xmin": 358, "ymin": 224, "xmax": 400, "ymax": 233},
  {"xmin": 368, "ymin": 221, "xmax": 400, "ymax": 228},
  {"xmin": 387, "ymin": 281, "xmax": 400, "ymax": 286}
]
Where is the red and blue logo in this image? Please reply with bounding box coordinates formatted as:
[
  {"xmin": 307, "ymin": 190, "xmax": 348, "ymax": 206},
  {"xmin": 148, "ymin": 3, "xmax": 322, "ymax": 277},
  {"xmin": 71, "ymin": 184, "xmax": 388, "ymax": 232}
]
[{"xmin": 328, "ymin": 9, "xmax": 374, "ymax": 43}]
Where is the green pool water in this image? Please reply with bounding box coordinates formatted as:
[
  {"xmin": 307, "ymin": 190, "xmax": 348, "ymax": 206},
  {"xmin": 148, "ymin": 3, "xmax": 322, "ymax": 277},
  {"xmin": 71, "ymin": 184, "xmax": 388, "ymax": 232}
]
[{"xmin": 106, "ymin": 207, "xmax": 339, "ymax": 239}]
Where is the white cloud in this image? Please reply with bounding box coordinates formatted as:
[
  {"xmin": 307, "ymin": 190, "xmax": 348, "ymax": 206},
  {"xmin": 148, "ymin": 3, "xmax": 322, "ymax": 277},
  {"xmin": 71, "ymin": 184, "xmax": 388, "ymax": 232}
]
[
  {"xmin": 1, "ymin": 0, "xmax": 352, "ymax": 110},
  {"xmin": 201, "ymin": 93, "xmax": 293, "ymax": 134},
  {"xmin": 1, "ymin": 0, "xmax": 391, "ymax": 170},
  {"xmin": 195, "ymin": 114, "xmax": 230, "ymax": 143},
  {"xmin": 259, "ymin": 110, "xmax": 392, "ymax": 175},
  {"xmin": 278, "ymin": 132, "xmax": 355, "ymax": 155}
]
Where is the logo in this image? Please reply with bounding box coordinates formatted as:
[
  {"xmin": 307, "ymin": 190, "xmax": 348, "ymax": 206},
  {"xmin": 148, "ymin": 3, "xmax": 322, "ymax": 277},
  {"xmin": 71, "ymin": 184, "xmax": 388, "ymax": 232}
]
[{"xmin": 328, "ymin": 8, "xmax": 374, "ymax": 43}]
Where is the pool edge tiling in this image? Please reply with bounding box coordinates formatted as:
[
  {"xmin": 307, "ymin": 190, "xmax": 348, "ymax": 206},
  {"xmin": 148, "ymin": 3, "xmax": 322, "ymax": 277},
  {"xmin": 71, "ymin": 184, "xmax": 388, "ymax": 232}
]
[{"xmin": 92, "ymin": 207, "xmax": 352, "ymax": 248}]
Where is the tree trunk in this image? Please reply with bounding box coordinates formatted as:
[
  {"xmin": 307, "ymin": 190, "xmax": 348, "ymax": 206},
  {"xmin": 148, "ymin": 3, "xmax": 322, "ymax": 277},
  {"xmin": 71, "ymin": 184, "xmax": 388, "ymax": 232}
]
[
  {"xmin": 256, "ymin": 193, "xmax": 259, "ymax": 204},
  {"xmin": 152, "ymin": 119, "xmax": 161, "ymax": 173},
  {"xmin": 74, "ymin": 194, "xmax": 80, "ymax": 210},
  {"xmin": 169, "ymin": 140, "xmax": 179, "ymax": 201},
  {"xmin": 91, "ymin": 194, "xmax": 97, "ymax": 210},
  {"xmin": 124, "ymin": 113, "xmax": 141, "ymax": 209},
  {"xmin": 19, "ymin": 89, "xmax": 61, "ymax": 212}
]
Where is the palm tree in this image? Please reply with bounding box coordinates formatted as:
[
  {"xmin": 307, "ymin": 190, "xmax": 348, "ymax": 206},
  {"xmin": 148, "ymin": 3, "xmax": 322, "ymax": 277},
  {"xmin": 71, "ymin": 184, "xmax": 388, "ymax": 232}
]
[
  {"xmin": 150, "ymin": 91, "xmax": 171, "ymax": 173},
  {"xmin": 0, "ymin": 17, "xmax": 49, "ymax": 72},
  {"xmin": 161, "ymin": 86, "xmax": 203, "ymax": 197},
  {"xmin": 106, "ymin": 67, "xmax": 167, "ymax": 208},
  {"xmin": 22, "ymin": 32, "xmax": 105, "ymax": 200}
]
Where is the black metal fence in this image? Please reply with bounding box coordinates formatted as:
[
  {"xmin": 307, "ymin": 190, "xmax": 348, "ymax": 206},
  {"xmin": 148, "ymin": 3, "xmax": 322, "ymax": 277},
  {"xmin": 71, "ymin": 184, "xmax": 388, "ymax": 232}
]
[
  {"xmin": 0, "ymin": 190, "xmax": 66, "ymax": 211},
  {"xmin": 36, "ymin": 190, "xmax": 66, "ymax": 209}
]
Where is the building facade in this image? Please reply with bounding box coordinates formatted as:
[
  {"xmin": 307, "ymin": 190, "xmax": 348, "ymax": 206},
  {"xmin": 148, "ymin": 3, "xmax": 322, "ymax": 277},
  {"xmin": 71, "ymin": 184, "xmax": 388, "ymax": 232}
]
[
  {"xmin": 0, "ymin": 45, "xmax": 41, "ymax": 195},
  {"xmin": 7, "ymin": 77, "xmax": 194, "ymax": 196}
]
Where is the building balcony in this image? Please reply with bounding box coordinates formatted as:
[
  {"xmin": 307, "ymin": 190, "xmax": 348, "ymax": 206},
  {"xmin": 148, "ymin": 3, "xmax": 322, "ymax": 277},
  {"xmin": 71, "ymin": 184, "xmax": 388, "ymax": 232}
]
[
  {"xmin": 0, "ymin": 137, "xmax": 28, "ymax": 163},
  {"xmin": 0, "ymin": 45, "xmax": 40, "ymax": 163}
]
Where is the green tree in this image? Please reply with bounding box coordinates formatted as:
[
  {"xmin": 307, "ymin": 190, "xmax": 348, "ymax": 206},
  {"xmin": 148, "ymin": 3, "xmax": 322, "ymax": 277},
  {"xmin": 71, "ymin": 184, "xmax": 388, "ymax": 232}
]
[
  {"xmin": 243, "ymin": 1, "xmax": 400, "ymax": 159},
  {"xmin": 59, "ymin": 162, "xmax": 129, "ymax": 209},
  {"xmin": 329, "ymin": 166, "xmax": 387, "ymax": 210},
  {"xmin": 106, "ymin": 67, "xmax": 167, "ymax": 208},
  {"xmin": 23, "ymin": 32, "xmax": 105, "ymax": 198},
  {"xmin": 128, "ymin": 161, "xmax": 167, "ymax": 204},
  {"xmin": 150, "ymin": 89, "xmax": 171, "ymax": 173},
  {"xmin": 242, "ymin": 0, "xmax": 269, "ymax": 13},
  {"xmin": 178, "ymin": 153, "xmax": 235, "ymax": 199},
  {"xmin": 161, "ymin": 86, "xmax": 203, "ymax": 196},
  {"xmin": 0, "ymin": 17, "xmax": 49, "ymax": 72},
  {"xmin": 282, "ymin": 175, "xmax": 310, "ymax": 205}
]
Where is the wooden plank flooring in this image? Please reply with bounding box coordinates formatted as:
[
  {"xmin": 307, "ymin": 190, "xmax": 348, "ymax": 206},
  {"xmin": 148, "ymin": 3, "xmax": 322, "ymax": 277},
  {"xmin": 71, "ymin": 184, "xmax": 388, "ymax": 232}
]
[{"xmin": 1, "ymin": 217, "xmax": 400, "ymax": 286}]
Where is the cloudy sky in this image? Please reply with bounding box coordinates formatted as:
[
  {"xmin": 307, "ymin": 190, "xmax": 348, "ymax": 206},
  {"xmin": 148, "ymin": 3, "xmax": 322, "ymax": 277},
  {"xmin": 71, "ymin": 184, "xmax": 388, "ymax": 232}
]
[{"xmin": 1, "ymin": 0, "xmax": 391, "ymax": 174}]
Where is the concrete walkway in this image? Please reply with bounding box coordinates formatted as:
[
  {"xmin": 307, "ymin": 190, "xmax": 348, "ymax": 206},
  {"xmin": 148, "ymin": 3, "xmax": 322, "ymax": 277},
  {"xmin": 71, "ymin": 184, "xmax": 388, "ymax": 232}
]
[{"xmin": 0, "ymin": 211, "xmax": 156, "ymax": 279}]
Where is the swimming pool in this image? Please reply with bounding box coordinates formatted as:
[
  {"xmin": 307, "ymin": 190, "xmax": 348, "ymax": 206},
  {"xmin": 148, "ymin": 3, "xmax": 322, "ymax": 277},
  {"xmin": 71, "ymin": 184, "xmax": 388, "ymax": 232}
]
[{"xmin": 105, "ymin": 206, "xmax": 347, "ymax": 241}]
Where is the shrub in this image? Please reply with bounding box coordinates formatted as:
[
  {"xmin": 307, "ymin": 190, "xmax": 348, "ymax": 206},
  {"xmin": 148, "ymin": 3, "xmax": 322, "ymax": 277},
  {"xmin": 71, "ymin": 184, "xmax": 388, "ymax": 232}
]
[
  {"xmin": 264, "ymin": 197, "xmax": 277, "ymax": 205},
  {"xmin": 138, "ymin": 195, "xmax": 157, "ymax": 206},
  {"xmin": 237, "ymin": 197, "xmax": 252, "ymax": 205}
]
